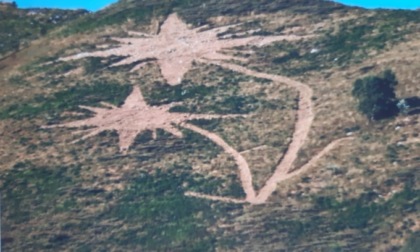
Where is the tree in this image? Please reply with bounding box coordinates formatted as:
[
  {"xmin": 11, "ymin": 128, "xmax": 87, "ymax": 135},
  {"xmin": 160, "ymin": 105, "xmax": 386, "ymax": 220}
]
[{"xmin": 352, "ymin": 70, "xmax": 399, "ymax": 120}]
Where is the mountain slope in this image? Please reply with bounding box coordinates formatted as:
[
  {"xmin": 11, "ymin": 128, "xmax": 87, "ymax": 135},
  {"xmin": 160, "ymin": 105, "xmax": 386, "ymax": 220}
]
[
  {"xmin": 0, "ymin": 0, "xmax": 418, "ymax": 251},
  {"xmin": 0, "ymin": 2, "xmax": 87, "ymax": 58}
]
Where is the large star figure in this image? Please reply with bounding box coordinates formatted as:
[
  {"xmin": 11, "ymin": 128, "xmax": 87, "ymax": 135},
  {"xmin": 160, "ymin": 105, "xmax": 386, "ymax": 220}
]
[
  {"xmin": 59, "ymin": 13, "xmax": 309, "ymax": 85},
  {"xmin": 43, "ymin": 86, "xmax": 237, "ymax": 152}
]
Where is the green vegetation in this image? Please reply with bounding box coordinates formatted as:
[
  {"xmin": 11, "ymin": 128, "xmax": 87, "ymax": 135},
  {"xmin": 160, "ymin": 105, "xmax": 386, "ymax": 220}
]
[
  {"xmin": 1, "ymin": 161, "xmax": 78, "ymax": 224},
  {"xmin": 352, "ymin": 70, "xmax": 399, "ymax": 120},
  {"xmin": 1, "ymin": 160, "xmax": 244, "ymax": 251},
  {"xmin": 61, "ymin": 0, "xmax": 344, "ymax": 36},
  {"xmin": 0, "ymin": 81, "xmax": 131, "ymax": 120},
  {"xmin": 128, "ymin": 129, "xmax": 224, "ymax": 168},
  {"xmin": 83, "ymin": 57, "xmax": 104, "ymax": 74},
  {"xmin": 257, "ymin": 216, "xmax": 322, "ymax": 246},
  {"xmin": 0, "ymin": 3, "xmax": 86, "ymax": 57},
  {"xmin": 83, "ymin": 56, "xmax": 128, "ymax": 74},
  {"xmin": 385, "ymin": 144, "xmax": 409, "ymax": 163},
  {"xmin": 8, "ymin": 75, "xmax": 30, "ymax": 86},
  {"xmin": 147, "ymin": 81, "xmax": 216, "ymax": 105},
  {"xmin": 147, "ymin": 78, "xmax": 260, "ymax": 115},
  {"xmin": 3, "ymin": 162, "xmax": 416, "ymax": 250},
  {"xmin": 318, "ymin": 11, "xmax": 418, "ymax": 65},
  {"xmin": 266, "ymin": 10, "xmax": 420, "ymax": 76},
  {"xmin": 401, "ymin": 232, "xmax": 420, "ymax": 252},
  {"xmin": 106, "ymin": 169, "xmax": 218, "ymax": 250},
  {"xmin": 61, "ymin": 0, "xmax": 190, "ymax": 36},
  {"xmin": 245, "ymin": 167, "xmax": 419, "ymax": 248},
  {"xmin": 313, "ymin": 169, "xmax": 418, "ymax": 232},
  {"xmin": 101, "ymin": 166, "xmax": 244, "ymax": 251},
  {"xmin": 1, "ymin": 1, "xmax": 419, "ymax": 251},
  {"xmin": 179, "ymin": 167, "xmax": 418, "ymax": 251}
]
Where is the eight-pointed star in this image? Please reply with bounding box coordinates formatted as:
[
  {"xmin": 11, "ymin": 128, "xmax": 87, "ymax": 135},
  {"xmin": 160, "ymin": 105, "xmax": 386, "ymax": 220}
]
[
  {"xmin": 59, "ymin": 13, "xmax": 308, "ymax": 85},
  {"xmin": 44, "ymin": 86, "xmax": 237, "ymax": 152}
]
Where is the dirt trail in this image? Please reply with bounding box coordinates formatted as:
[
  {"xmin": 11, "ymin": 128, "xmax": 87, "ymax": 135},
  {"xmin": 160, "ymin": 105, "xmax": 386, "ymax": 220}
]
[
  {"xmin": 213, "ymin": 62, "xmax": 314, "ymax": 204},
  {"xmin": 255, "ymin": 135, "xmax": 352, "ymax": 203},
  {"xmin": 185, "ymin": 191, "xmax": 247, "ymax": 204},
  {"xmin": 45, "ymin": 13, "xmax": 351, "ymax": 205},
  {"xmin": 281, "ymin": 137, "xmax": 354, "ymax": 181},
  {"xmin": 186, "ymin": 62, "xmax": 352, "ymax": 204},
  {"xmin": 183, "ymin": 123, "xmax": 257, "ymax": 201}
]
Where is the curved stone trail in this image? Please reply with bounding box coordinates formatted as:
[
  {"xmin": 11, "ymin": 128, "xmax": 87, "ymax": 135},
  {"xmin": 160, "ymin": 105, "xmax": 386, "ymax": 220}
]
[{"xmin": 186, "ymin": 61, "xmax": 352, "ymax": 204}]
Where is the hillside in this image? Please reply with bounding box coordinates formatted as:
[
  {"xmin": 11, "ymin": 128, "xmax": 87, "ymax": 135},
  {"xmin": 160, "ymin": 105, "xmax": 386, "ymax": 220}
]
[
  {"xmin": 0, "ymin": 0, "xmax": 418, "ymax": 251},
  {"xmin": 0, "ymin": 2, "xmax": 88, "ymax": 59}
]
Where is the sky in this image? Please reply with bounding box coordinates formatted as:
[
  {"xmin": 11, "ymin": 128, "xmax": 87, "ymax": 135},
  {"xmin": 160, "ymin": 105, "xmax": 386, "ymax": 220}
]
[
  {"xmin": 334, "ymin": 0, "xmax": 420, "ymax": 10},
  {"xmin": 12, "ymin": 0, "xmax": 119, "ymax": 11},
  {"xmin": 7, "ymin": 0, "xmax": 420, "ymax": 11}
]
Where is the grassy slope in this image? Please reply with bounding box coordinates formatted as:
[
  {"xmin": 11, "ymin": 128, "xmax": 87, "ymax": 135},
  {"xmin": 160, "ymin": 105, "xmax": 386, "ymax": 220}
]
[
  {"xmin": 0, "ymin": 0, "xmax": 419, "ymax": 251},
  {"xmin": 0, "ymin": 3, "xmax": 87, "ymax": 58}
]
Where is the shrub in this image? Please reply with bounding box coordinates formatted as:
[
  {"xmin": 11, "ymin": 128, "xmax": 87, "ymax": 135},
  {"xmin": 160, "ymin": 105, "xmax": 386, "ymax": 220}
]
[{"xmin": 352, "ymin": 70, "xmax": 399, "ymax": 120}]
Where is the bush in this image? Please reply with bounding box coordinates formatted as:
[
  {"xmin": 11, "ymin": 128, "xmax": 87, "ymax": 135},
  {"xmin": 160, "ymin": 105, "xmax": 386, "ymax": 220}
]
[{"xmin": 352, "ymin": 70, "xmax": 399, "ymax": 120}]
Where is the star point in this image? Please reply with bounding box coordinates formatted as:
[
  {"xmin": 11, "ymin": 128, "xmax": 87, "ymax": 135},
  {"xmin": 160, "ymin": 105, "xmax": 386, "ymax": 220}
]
[
  {"xmin": 59, "ymin": 13, "xmax": 311, "ymax": 85},
  {"xmin": 44, "ymin": 86, "xmax": 240, "ymax": 152}
]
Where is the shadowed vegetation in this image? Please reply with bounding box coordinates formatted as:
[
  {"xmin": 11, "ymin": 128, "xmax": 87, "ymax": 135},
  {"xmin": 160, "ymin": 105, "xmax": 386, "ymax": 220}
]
[
  {"xmin": 352, "ymin": 70, "xmax": 399, "ymax": 120},
  {"xmin": 0, "ymin": 3, "xmax": 86, "ymax": 57},
  {"xmin": 0, "ymin": 81, "xmax": 131, "ymax": 120}
]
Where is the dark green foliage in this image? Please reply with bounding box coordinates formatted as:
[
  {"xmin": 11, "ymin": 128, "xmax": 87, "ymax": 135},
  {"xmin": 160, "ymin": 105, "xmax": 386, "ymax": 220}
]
[
  {"xmin": 0, "ymin": 4, "xmax": 86, "ymax": 56},
  {"xmin": 264, "ymin": 219, "xmax": 307, "ymax": 241},
  {"xmin": 0, "ymin": 81, "xmax": 131, "ymax": 120},
  {"xmin": 319, "ymin": 11, "xmax": 419, "ymax": 65},
  {"xmin": 251, "ymin": 210, "xmax": 324, "ymax": 247},
  {"xmin": 226, "ymin": 169, "xmax": 418, "ymax": 250},
  {"xmin": 385, "ymin": 144, "xmax": 408, "ymax": 163},
  {"xmin": 264, "ymin": 10, "xmax": 420, "ymax": 76},
  {"xmin": 8, "ymin": 75, "xmax": 30, "ymax": 86},
  {"xmin": 272, "ymin": 50, "xmax": 300, "ymax": 65},
  {"xmin": 147, "ymin": 80, "xmax": 259, "ymax": 115},
  {"xmin": 1, "ymin": 161, "xmax": 240, "ymax": 251},
  {"xmin": 106, "ymin": 169, "xmax": 223, "ymax": 251},
  {"xmin": 82, "ymin": 56, "xmax": 128, "ymax": 74},
  {"xmin": 83, "ymin": 57, "xmax": 103, "ymax": 74},
  {"xmin": 214, "ymin": 95, "xmax": 258, "ymax": 114},
  {"xmin": 399, "ymin": 96, "xmax": 420, "ymax": 115},
  {"xmin": 323, "ymin": 24, "xmax": 376, "ymax": 63},
  {"xmin": 352, "ymin": 70, "xmax": 399, "ymax": 120},
  {"xmin": 129, "ymin": 129, "xmax": 223, "ymax": 166},
  {"xmin": 0, "ymin": 162, "xmax": 76, "ymax": 224},
  {"xmin": 147, "ymin": 81, "xmax": 216, "ymax": 105},
  {"xmin": 313, "ymin": 173, "xmax": 418, "ymax": 232},
  {"xmin": 61, "ymin": 0, "xmax": 344, "ymax": 36},
  {"xmin": 61, "ymin": 1, "xmax": 181, "ymax": 36},
  {"xmin": 401, "ymin": 232, "xmax": 420, "ymax": 252}
]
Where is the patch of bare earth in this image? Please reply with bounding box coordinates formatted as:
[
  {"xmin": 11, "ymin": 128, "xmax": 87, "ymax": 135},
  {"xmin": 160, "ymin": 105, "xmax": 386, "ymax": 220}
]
[
  {"xmin": 44, "ymin": 86, "xmax": 238, "ymax": 152},
  {"xmin": 58, "ymin": 13, "xmax": 311, "ymax": 85}
]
